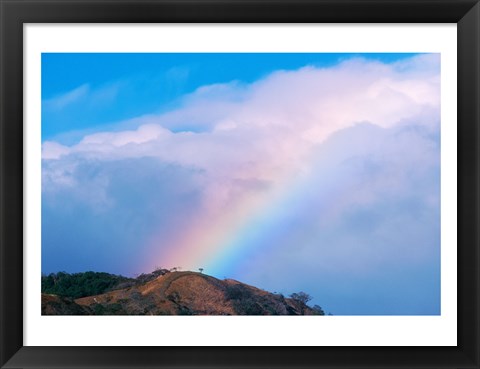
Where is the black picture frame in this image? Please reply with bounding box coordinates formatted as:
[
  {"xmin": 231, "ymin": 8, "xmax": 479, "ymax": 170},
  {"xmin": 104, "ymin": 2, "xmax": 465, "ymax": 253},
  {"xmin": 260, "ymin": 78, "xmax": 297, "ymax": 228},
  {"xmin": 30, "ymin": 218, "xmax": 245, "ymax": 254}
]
[{"xmin": 1, "ymin": 1, "xmax": 479, "ymax": 368}]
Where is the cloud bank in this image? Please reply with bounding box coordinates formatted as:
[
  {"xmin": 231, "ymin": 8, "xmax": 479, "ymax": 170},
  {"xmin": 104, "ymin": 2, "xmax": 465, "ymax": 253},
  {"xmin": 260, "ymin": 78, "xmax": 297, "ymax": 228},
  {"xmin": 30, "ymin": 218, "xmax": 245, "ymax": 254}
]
[{"xmin": 42, "ymin": 54, "xmax": 440, "ymax": 314}]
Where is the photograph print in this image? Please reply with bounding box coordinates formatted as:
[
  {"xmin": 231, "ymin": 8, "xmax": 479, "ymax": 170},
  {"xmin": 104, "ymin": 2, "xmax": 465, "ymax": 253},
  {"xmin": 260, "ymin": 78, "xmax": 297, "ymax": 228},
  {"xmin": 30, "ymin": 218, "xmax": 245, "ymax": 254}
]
[{"xmin": 41, "ymin": 53, "xmax": 440, "ymax": 316}]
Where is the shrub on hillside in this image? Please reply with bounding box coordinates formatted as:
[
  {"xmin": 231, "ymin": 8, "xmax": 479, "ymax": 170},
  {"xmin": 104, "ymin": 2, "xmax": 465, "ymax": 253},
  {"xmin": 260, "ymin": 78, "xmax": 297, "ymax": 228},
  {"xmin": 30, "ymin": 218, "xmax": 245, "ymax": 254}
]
[{"xmin": 41, "ymin": 271, "xmax": 134, "ymax": 299}]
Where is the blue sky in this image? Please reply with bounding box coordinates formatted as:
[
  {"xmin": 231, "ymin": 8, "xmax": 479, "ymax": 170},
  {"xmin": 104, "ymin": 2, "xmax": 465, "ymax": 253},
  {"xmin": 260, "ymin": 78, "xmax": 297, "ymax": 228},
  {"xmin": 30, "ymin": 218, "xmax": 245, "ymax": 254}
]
[{"xmin": 42, "ymin": 53, "xmax": 440, "ymax": 315}]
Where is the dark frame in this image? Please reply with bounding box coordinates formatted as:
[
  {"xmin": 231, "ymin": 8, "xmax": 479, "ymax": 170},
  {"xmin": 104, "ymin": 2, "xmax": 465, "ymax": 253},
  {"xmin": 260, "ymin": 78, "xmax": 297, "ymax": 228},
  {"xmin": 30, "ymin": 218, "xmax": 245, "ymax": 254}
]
[{"xmin": 1, "ymin": 0, "xmax": 479, "ymax": 368}]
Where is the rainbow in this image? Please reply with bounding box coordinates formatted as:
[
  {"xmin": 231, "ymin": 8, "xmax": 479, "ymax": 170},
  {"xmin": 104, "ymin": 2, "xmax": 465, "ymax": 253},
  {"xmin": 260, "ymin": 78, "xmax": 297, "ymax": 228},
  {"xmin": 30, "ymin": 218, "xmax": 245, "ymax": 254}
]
[{"xmin": 144, "ymin": 153, "xmax": 352, "ymax": 279}]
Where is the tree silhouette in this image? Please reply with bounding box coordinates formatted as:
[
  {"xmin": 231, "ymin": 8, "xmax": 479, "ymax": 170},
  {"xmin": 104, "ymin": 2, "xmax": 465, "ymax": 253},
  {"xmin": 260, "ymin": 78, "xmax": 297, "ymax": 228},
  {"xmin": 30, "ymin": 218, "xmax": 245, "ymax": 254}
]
[
  {"xmin": 289, "ymin": 291, "xmax": 312, "ymax": 304},
  {"xmin": 289, "ymin": 292, "xmax": 314, "ymax": 314},
  {"xmin": 199, "ymin": 268, "xmax": 204, "ymax": 273},
  {"xmin": 312, "ymin": 304, "xmax": 325, "ymax": 315}
]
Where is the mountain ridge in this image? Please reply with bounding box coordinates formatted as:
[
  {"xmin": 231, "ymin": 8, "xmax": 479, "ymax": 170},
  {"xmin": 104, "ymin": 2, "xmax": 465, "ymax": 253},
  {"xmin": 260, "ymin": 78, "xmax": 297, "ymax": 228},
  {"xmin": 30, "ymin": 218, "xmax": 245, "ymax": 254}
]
[{"xmin": 42, "ymin": 270, "xmax": 326, "ymax": 315}]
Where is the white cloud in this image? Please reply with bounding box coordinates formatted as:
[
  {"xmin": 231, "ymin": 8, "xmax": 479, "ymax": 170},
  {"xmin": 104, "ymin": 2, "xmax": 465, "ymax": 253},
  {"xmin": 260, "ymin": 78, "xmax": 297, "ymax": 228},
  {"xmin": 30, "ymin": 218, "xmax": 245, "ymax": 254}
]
[
  {"xmin": 42, "ymin": 141, "xmax": 70, "ymax": 160},
  {"xmin": 79, "ymin": 124, "xmax": 171, "ymax": 147},
  {"xmin": 42, "ymin": 53, "xmax": 441, "ymax": 252},
  {"xmin": 44, "ymin": 84, "xmax": 90, "ymax": 111},
  {"xmin": 43, "ymin": 81, "xmax": 123, "ymax": 113},
  {"xmin": 43, "ymin": 55, "xmax": 439, "ymax": 167}
]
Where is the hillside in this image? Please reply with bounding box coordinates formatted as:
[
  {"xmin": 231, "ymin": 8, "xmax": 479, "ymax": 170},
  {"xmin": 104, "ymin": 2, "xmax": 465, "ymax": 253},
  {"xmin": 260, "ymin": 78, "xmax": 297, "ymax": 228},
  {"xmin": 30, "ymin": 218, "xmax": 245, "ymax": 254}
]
[{"xmin": 41, "ymin": 270, "xmax": 325, "ymax": 315}]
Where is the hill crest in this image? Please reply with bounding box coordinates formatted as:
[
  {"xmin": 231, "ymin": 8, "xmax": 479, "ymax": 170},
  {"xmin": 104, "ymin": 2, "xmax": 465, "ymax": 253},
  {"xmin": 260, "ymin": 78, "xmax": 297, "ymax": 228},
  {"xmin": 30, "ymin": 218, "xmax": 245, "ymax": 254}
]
[{"xmin": 42, "ymin": 270, "xmax": 325, "ymax": 315}]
